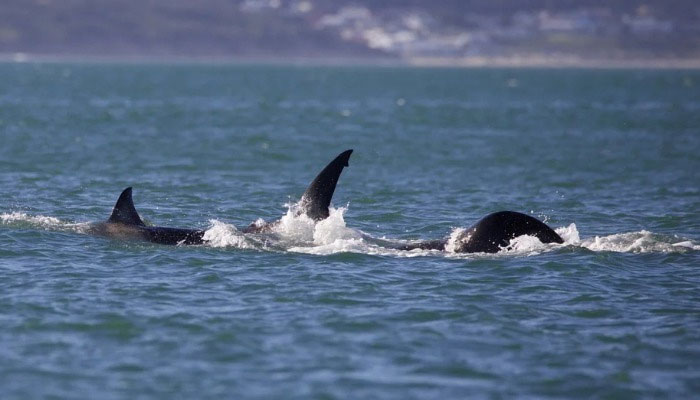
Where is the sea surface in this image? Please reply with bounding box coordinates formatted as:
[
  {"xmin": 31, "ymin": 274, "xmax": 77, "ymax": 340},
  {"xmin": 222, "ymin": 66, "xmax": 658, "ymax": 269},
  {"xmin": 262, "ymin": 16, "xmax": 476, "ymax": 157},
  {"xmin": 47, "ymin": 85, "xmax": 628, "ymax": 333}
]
[{"xmin": 1, "ymin": 62, "xmax": 699, "ymax": 399}]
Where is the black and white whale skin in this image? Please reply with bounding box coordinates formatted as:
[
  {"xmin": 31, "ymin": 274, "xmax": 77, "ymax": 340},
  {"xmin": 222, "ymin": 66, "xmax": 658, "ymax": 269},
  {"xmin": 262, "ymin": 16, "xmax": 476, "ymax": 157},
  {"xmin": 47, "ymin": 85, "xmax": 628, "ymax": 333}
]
[
  {"xmin": 397, "ymin": 211, "xmax": 564, "ymax": 253},
  {"xmin": 88, "ymin": 149, "xmax": 353, "ymax": 245}
]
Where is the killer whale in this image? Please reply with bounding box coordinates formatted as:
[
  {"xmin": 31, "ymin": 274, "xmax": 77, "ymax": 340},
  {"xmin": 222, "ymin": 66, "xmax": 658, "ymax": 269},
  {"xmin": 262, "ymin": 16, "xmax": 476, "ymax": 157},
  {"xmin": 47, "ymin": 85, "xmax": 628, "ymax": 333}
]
[
  {"xmin": 89, "ymin": 149, "xmax": 353, "ymax": 245},
  {"xmin": 87, "ymin": 187, "xmax": 207, "ymax": 245},
  {"xmin": 395, "ymin": 211, "xmax": 564, "ymax": 253},
  {"xmin": 242, "ymin": 149, "xmax": 353, "ymax": 233},
  {"xmin": 87, "ymin": 148, "xmax": 560, "ymax": 253}
]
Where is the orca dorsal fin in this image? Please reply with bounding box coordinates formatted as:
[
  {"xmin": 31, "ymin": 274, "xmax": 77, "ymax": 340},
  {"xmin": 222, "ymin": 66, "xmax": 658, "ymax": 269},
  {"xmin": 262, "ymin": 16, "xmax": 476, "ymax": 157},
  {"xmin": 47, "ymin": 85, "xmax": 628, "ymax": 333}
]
[
  {"xmin": 108, "ymin": 187, "xmax": 145, "ymax": 226},
  {"xmin": 299, "ymin": 149, "xmax": 353, "ymax": 221}
]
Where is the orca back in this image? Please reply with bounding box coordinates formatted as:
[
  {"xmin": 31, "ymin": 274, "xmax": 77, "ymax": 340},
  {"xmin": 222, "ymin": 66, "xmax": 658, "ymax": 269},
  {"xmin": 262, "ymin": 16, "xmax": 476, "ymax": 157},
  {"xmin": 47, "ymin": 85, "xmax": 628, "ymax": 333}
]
[
  {"xmin": 105, "ymin": 187, "xmax": 205, "ymax": 245},
  {"xmin": 456, "ymin": 211, "xmax": 563, "ymax": 253},
  {"xmin": 142, "ymin": 226, "xmax": 206, "ymax": 245}
]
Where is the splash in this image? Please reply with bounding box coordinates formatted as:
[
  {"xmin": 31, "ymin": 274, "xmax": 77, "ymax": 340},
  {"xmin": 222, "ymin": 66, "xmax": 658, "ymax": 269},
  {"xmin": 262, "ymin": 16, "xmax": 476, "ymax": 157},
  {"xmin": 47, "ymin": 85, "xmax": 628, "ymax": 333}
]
[
  {"xmin": 1, "ymin": 211, "xmax": 61, "ymax": 227},
  {"xmin": 311, "ymin": 206, "xmax": 362, "ymax": 245},
  {"xmin": 280, "ymin": 204, "xmax": 441, "ymax": 257},
  {"xmin": 274, "ymin": 205, "xmax": 317, "ymax": 243},
  {"xmin": 444, "ymin": 227, "xmax": 467, "ymax": 253},
  {"xmin": 442, "ymin": 225, "xmax": 563, "ymax": 257},
  {"xmin": 441, "ymin": 222, "xmax": 698, "ymax": 257},
  {"xmin": 580, "ymin": 230, "xmax": 700, "ymax": 253},
  {"xmin": 556, "ymin": 223, "xmax": 580, "ymax": 244},
  {"xmin": 499, "ymin": 223, "xmax": 580, "ymax": 255},
  {"xmin": 503, "ymin": 235, "xmax": 546, "ymax": 254},
  {"xmin": 202, "ymin": 220, "xmax": 254, "ymax": 249},
  {"xmin": 280, "ymin": 205, "xmax": 365, "ymax": 253}
]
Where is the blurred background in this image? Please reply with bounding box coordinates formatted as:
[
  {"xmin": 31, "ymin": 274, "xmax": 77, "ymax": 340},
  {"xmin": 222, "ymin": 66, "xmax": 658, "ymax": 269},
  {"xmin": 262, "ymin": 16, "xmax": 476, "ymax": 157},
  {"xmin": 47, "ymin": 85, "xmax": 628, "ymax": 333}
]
[{"xmin": 1, "ymin": 0, "xmax": 699, "ymax": 66}]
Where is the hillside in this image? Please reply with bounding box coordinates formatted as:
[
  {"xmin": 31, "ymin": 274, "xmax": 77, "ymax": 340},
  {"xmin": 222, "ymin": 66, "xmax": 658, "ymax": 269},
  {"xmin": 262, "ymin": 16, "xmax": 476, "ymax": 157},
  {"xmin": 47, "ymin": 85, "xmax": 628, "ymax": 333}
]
[{"xmin": 1, "ymin": 0, "xmax": 698, "ymax": 62}]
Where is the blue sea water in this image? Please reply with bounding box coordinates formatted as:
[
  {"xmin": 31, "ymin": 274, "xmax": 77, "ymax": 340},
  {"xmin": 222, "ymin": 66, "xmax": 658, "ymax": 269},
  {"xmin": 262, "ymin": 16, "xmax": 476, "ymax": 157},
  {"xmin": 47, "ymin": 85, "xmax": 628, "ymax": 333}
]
[{"xmin": 1, "ymin": 62, "xmax": 699, "ymax": 399}]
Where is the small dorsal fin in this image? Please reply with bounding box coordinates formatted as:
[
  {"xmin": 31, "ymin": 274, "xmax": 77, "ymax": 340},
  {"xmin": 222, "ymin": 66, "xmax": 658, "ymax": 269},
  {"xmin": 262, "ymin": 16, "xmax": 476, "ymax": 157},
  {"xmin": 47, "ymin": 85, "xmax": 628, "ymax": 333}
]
[
  {"xmin": 108, "ymin": 187, "xmax": 145, "ymax": 226},
  {"xmin": 299, "ymin": 149, "xmax": 353, "ymax": 221}
]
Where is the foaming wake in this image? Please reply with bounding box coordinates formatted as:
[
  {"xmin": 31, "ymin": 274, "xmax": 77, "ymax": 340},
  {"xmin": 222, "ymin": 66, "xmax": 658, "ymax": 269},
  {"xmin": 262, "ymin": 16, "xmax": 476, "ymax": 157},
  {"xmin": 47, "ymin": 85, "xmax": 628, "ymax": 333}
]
[
  {"xmin": 579, "ymin": 230, "xmax": 700, "ymax": 253},
  {"xmin": 245, "ymin": 205, "xmax": 437, "ymax": 257},
  {"xmin": 0, "ymin": 211, "xmax": 90, "ymax": 233},
  {"xmin": 3, "ymin": 210, "xmax": 698, "ymax": 255},
  {"xmin": 201, "ymin": 220, "xmax": 256, "ymax": 249},
  {"xmin": 442, "ymin": 223, "xmax": 699, "ymax": 256},
  {"xmin": 1, "ymin": 211, "xmax": 61, "ymax": 227},
  {"xmin": 278, "ymin": 206, "xmax": 378, "ymax": 255},
  {"xmin": 555, "ymin": 224, "xmax": 700, "ymax": 253}
]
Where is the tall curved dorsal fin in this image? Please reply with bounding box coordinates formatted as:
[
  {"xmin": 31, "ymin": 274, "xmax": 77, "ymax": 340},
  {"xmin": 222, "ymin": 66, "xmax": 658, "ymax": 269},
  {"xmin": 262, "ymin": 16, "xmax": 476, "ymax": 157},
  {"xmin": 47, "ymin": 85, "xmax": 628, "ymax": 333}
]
[
  {"xmin": 300, "ymin": 149, "xmax": 353, "ymax": 221},
  {"xmin": 108, "ymin": 187, "xmax": 145, "ymax": 226}
]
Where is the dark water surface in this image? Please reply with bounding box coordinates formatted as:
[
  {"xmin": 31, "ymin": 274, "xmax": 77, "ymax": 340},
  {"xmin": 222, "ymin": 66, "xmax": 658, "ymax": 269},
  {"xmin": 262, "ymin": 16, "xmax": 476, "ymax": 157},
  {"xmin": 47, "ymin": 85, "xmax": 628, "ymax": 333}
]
[{"xmin": 1, "ymin": 63, "xmax": 699, "ymax": 399}]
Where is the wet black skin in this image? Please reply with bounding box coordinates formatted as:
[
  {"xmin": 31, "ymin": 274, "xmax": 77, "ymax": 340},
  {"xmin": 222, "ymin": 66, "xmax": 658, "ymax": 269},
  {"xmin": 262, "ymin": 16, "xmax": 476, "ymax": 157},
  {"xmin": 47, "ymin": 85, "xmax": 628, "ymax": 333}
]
[
  {"xmin": 397, "ymin": 211, "xmax": 564, "ymax": 253},
  {"xmin": 88, "ymin": 187, "xmax": 206, "ymax": 245}
]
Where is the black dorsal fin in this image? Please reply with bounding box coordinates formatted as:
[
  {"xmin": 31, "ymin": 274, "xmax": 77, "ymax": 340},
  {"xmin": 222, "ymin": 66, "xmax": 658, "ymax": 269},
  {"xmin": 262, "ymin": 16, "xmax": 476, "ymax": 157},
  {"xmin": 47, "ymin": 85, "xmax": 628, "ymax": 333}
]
[
  {"xmin": 299, "ymin": 149, "xmax": 353, "ymax": 221},
  {"xmin": 108, "ymin": 187, "xmax": 145, "ymax": 226}
]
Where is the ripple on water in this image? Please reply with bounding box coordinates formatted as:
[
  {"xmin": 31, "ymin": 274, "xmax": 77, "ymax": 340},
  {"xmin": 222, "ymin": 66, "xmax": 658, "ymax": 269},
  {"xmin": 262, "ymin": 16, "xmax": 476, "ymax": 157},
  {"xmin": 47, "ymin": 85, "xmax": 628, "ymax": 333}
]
[{"xmin": 1, "ymin": 65, "xmax": 699, "ymax": 399}]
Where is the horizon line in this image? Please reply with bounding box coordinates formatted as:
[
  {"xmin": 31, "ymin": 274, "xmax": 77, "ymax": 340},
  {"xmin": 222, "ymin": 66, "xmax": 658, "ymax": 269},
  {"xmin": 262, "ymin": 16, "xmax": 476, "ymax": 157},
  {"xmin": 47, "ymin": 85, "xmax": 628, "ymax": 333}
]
[{"xmin": 2, "ymin": 52, "xmax": 700, "ymax": 70}]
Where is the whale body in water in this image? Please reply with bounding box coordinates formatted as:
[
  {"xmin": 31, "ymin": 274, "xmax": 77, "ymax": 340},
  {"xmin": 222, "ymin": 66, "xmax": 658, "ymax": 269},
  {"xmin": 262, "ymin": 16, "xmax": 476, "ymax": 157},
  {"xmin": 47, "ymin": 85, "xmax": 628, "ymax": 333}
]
[
  {"xmin": 87, "ymin": 187, "xmax": 206, "ymax": 245},
  {"xmin": 242, "ymin": 149, "xmax": 353, "ymax": 233},
  {"xmin": 395, "ymin": 211, "xmax": 564, "ymax": 253},
  {"xmin": 86, "ymin": 148, "xmax": 562, "ymax": 253},
  {"xmin": 88, "ymin": 149, "xmax": 353, "ymax": 245}
]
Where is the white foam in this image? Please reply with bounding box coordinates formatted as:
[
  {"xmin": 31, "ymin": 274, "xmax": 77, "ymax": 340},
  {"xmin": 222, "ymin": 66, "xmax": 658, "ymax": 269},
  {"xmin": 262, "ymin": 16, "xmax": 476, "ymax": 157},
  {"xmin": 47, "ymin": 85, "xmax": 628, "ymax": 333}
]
[
  {"xmin": 289, "ymin": 238, "xmax": 438, "ymax": 257},
  {"xmin": 250, "ymin": 218, "xmax": 267, "ymax": 229},
  {"xmin": 580, "ymin": 230, "xmax": 699, "ymax": 253},
  {"xmin": 672, "ymin": 241, "xmax": 700, "ymax": 250},
  {"xmin": 289, "ymin": 237, "xmax": 367, "ymax": 255},
  {"xmin": 273, "ymin": 205, "xmax": 317, "ymax": 243},
  {"xmin": 1, "ymin": 211, "xmax": 92, "ymax": 234},
  {"xmin": 503, "ymin": 235, "xmax": 546, "ymax": 253},
  {"xmin": 312, "ymin": 206, "xmax": 362, "ymax": 245},
  {"xmin": 278, "ymin": 208, "xmax": 699, "ymax": 256},
  {"xmin": 444, "ymin": 227, "xmax": 467, "ymax": 253},
  {"xmin": 556, "ymin": 223, "xmax": 581, "ymax": 244},
  {"xmin": 272, "ymin": 205, "xmax": 362, "ymax": 244},
  {"xmin": 1, "ymin": 211, "xmax": 61, "ymax": 226},
  {"xmin": 442, "ymin": 225, "xmax": 566, "ymax": 257},
  {"xmin": 278, "ymin": 204, "xmax": 440, "ymax": 257},
  {"xmin": 496, "ymin": 223, "xmax": 578, "ymax": 255},
  {"xmin": 280, "ymin": 205, "xmax": 379, "ymax": 255},
  {"xmin": 493, "ymin": 224, "xmax": 698, "ymax": 255},
  {"xmin": 202, "ymin": 219, "xmax": 253, "ymax": 249}
]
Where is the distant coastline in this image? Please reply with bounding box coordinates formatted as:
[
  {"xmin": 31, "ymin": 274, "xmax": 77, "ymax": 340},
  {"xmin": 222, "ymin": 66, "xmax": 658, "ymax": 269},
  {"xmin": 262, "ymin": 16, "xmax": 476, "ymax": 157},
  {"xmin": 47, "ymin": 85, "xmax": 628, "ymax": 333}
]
[
  {"xmin": 407, "ymin": 55, "xmax": 700, "ymax": 69},
  {"xmin": 3, "ymin": 1, "xmax": 698, "ymax": 72},
  {"xmin": 2, "ymin": 52, "xmax": 700, "ymax": 69}
]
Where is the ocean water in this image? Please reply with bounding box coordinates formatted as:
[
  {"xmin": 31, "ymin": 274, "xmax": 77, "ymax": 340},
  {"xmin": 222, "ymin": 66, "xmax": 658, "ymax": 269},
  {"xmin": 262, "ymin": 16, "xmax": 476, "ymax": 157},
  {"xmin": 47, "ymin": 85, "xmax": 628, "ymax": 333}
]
[{"xmin": 1, "ymin": 62, "xmax": 699, "ymax": 399}]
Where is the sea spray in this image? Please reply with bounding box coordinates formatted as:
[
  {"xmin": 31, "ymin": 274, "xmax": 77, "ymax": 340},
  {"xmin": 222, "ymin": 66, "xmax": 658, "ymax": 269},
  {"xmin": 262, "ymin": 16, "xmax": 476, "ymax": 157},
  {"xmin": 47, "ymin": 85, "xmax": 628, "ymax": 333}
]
[
  {"xmin": 202, "ymin": 220, "xmax": 252, "ymax": 249},
  {"xmin": 1, "ymin": 212, "xmax": 61, "ymax": 227},
  {"xmin": 580, "ymin": 230, "xmax": 700, "ymax": 253},
  {"xmin": 312, "ymin": 206, "xmax": 361, "ymax": 245}
]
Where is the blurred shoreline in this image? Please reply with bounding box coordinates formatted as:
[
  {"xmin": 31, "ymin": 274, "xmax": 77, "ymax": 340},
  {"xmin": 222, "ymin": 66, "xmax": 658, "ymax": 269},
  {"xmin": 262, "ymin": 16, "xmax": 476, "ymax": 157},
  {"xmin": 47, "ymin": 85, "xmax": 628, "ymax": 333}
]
[
  {"xmin": 407, "ymin": 56, "xmax": 700, "ymax": 69},
  {"xmin": 2, "ymin": 53, "xmax": 700, "ymax": 69}
]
